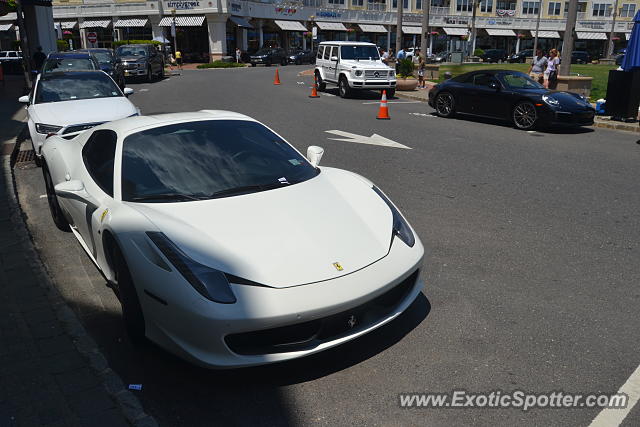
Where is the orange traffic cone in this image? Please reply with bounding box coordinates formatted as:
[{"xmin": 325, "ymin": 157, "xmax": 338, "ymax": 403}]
[
  {"xmin": 309, "ymin": 75, "xmax": 320, "ymax": 98},
  {"xmin": 273, "ymin": 68, "xmax": 281, "ymax": 85},
  {"xmin": 376, "ymin": 90, "xmax": 390, "ymax": 120}
]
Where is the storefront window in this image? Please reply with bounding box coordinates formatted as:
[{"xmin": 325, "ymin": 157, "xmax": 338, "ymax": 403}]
[
  {"xmin": 620, "ymin": 3, "xmax": 636, "ymax": 17},
  {"xmin": 480, "ymin": 0, "xmax": 493, "ymax": 12},
  {"xmin": 521, "ymin": 1, "xmax": 539, "ymax": 14},
  {"xmin": 592, "ymin": 3, "xmax": 611, "ymax": 16},
  {"xmin": 457, "ymin": 0, "xmax": 472, "ymax": 12},
  {"xmin": 548, "ymin": 1, "xmax": 561, "ymax": 15}
]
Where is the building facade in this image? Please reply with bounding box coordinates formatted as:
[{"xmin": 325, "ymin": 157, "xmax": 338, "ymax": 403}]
[{"xmin": 1, "ymin": 0, "xmax": 637, "ymax": 59}]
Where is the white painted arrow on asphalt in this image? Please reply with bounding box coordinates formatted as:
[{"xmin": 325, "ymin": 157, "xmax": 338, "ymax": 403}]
[{"xmin": 325, "ymin": 130, "xmax": 411, "ymax": 149}]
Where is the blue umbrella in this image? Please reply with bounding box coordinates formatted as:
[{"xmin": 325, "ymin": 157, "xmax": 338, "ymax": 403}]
[{"xmin": 621, "ymin": 10, "xmax": 640, "ymax": 71}]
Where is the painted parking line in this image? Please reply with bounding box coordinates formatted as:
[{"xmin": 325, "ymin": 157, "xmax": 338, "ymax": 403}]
[
  {"xmin": 138, "ymin": 88, "xmax": 150, "ymax": 92},
  {"xmin": 409, "ymin": 112, "xmax": 439, "ymax": 118},
  {"xmin": 588, "ymin": 364, "xmax": 640, "ymax": 427},
  {"xmin": 362, "ymin": 100, "xmax": 422, "ymax": 104}
]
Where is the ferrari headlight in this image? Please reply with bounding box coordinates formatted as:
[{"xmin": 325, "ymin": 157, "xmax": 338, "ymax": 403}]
[
  {"xmin": 146, "ymin": 232, "xmax": 236, "ymax": 304},
  {"xmin": 35, "ymin": 123, "xmax": 63, "ymax": 134},
  {"xmin": 542, "ymin": 94, "xmax": 560, "ymax": 106},
  {"xmin": 372, "ymin": 186, "xmax": 415, "ymax": 248}
]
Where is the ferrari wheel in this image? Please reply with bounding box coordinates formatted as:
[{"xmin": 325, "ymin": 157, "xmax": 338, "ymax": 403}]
[
  {"xmin": 42, "ymin": 163, "xmax": 70, "ymax": 231},
  {"xmin": 513, "ymin": 101, "xmax": 538, "ymax": 130},
  {"xmin": 113, "ymin": 247, "xmax": 146, "ymax": 345},
  {"xmin": 435, "ymin": 92, "xmax": 455, "ymax": 118}
]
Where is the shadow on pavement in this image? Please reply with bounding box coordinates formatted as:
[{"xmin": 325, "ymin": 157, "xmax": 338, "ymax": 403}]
[
  {"xmin": 322, "ymin": 87, "xmax": 397, "ymax": 100},
  {"xmin": 440, "ymin": 113, "xmax": 595, "ymax": 135}
]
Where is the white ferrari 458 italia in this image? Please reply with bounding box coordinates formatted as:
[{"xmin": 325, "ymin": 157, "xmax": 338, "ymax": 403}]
[{"xmin": 41, "ymin": 110, "xmax": 424, "ymax": 368}]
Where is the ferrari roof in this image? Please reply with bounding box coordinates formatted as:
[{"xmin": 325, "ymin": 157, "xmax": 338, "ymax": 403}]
[{"xmin": 99, "ymin": 110, "xmax": 256, "ymax": 135}]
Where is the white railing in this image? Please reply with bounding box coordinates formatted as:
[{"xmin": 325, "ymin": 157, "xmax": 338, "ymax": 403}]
[
  {"xmin": 430, "ymin": 6, "xmax": 451, "ymax": 15},
  {"xmin": 367, "ymin": 2, "xmax": 388, "ymax": 11}
]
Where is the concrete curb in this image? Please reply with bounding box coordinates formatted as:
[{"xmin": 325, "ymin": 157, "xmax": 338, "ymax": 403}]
[
  {"xmin": 395, "ymin": 91, "xmax": 640, "ymax": 134},
  {"xmin": 3, "ymin": 137, "xmax": 158, "ymax": 427}
]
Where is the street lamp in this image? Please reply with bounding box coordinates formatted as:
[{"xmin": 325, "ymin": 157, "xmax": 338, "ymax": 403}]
[{"xmin": 171, "ymin": 8, "xmax": 178, "ymax": 58}]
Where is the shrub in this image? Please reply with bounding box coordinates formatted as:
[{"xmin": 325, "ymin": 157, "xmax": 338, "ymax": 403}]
[
  {"xmin": 397, "ymin": 58, "xmax": 415, "ymax": 78},
  {"xmin": 474, "ymin": 48, "xmax": 485, "ymax": 57},
  {"xmin": 197, "ymin": 61, "xmax": 246, "ymax": 69},
  {"xmin": 113, "ymin": 40, "xmax": 162, "ymax": 48},
  {"xmin": 57, "ymin": 39, "xmax": 69, "ymax": 52}
]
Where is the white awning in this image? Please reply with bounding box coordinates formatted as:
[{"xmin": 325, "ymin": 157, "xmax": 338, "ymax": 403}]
[
  {"xmin": 626, "ymin": 33, "xmax": 631, "ymax": 40},
  {"xmin": 443, "ymin": 27, "xmax": 468, "ymax": 36},
  {"xmin": 315, "ymin": 22, "xmax": 347, "ymax": 31},
  {"xmin": 486, "ymin": 29, "xmax": 516, "ymax": 36},
  {"xmin": 230, "ymin": 16, "xmax": 253, "ymax": 29},
  {"xmin": 159, "ymin": 16, "xmax": 206, "ymax": 27},
  {"xmin": 55, "ymin": 21, "xmax": 77, "ymax": 30},
  {"xmin": 274, "ymin": 20, "xmax": 307, "ymax": 31},
  {"xmin": 358, "ymin": 24, "xmax": 387, "ymax": 33},
  {"xmin": 576, "ymin": 32, "xmax": 607, "ymax": 40},
  {"xmin": 79, "ymin": 20, "xmax": 111, "ymax": 29},
  {"xmin": 113, "ymin": 19, "xmax": 148, "ymax": 28},
  {"xmin": 531, "ymin": 30, "xmax": 560, "ymax": 38},
  {"xmin": 402, "ymin": 26, "xmax": 422, "ymax": 34},
  {"xmin": 0, "ymin": 23, "xmax": 14, "ymax": 31}
]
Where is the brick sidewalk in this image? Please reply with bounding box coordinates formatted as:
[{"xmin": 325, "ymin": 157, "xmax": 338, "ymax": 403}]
[{"xmin": 0, "ymin": 75, "xmax": 156, "ymax": 427}]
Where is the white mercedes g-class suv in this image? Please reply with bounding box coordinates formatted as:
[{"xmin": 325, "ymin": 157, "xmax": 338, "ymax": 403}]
[{"xmin": 314, "ymin": 41, "xmax": 396, "ymax": 98}]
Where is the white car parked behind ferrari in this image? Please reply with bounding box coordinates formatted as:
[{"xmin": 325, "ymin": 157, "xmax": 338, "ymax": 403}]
[
  {"xmin": 19, "ymin": 70, "xmax": 138, "ymax": 166},
  {"xmin": 41, "ymin": 111, "xmax": 424, "ymax": 368}
]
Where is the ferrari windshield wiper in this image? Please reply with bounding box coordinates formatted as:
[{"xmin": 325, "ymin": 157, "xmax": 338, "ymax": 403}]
[
  {"xmin": 206, "ymin": 182, "xmax": 290, "ymax": 199},
  {"xmin": 128, "ymin": 193, "xmax": 202, "ymax": 202}
]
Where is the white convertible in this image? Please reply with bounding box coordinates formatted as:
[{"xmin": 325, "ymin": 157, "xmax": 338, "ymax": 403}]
[
  {"xmin": 41, "ymin": 111, "xmax": 424, "ymax": 368},
  {"xmin": 19, "ymin": 70, "xmax": 138, "ymax": 166}
]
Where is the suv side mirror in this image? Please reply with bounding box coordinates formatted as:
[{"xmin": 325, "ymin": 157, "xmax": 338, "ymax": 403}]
[
  {"xmin": 123, "ymin": 87, "xmax": 134, "ymax": 96},
  {"xmin": 331, "ymin": 56, "xmax": 338, "ymax": 61},
  {"xmin": 18, "ymin": 95, "xmax": 30, "ymax": 104}
]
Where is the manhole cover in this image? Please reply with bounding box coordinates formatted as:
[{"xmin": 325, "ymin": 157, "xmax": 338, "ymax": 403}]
[{"xmin": 15, "ymin": 149, "xmax": 35, "ymax": 163}]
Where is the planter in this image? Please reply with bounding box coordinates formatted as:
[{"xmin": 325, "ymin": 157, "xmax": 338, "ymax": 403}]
[
  {"xmin": 396, "ymin": 77, "xmax": 418, "ymax": 91},
  {"xmin": 555, "ymin": 75, "xmax": 593, "ymax": 98}
]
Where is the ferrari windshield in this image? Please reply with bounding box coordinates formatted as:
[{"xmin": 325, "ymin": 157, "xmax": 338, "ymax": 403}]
[
  {"xmin": 501, "ymin": 72, "xmax": 544, "ymax": 89},
  {"xmin": 121, "ymin": 120, "xmax": 319, "ymax": 202},
  {"xmin": 340, "ymin": 45, "xmax": 380, "ymax": 60},
  {"xmin": 34, "ymin": 73, "xmax": 123, "ymax": 104}
]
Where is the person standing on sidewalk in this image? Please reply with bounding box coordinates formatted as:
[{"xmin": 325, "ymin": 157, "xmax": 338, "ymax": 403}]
[
  {"xmin": 544, "ymin": 49, "xmax": 560, "ymax": 89},
  {"xmin": 175, "ymin": 49, "xmax": 182, "ymax": 70},
  {"xmin": 528, "ymin": 49, "xmax": 547, "ymax": 85},
  {"xmin": 236, "ymin": 47, "xmax": 242, "ymax": 63},
  {"xmin": 418, "ymin": 55, "xmax": 426, "ymax": 89}
]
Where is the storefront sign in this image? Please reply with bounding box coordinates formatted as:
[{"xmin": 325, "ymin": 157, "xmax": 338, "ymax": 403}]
[
  {"xmin": 445, "ymin": 17, "xmax": 469, "ymax": 25},
  {"xmin": 166, "ymin": 1, "xmax": 200, "ymax": 10},
  {"xmin": 317, "ymin": 11, "xmax": 342, "ymax": 18},
  {"xmin": 578, "ymin": 21, "xmax": 606, "ymax": 30},
  {"xmin": 486, "ymin": 18, "xmax": 514, "ymax": 26},
  {"xmin": 275, "ymin": 7, "xmax": 297, "ymax": 16}
]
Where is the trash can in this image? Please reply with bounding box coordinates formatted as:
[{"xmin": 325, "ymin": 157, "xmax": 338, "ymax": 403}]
[{"xmin": 604, "ymin": 70, "xmax": 640, "ymax": 120}]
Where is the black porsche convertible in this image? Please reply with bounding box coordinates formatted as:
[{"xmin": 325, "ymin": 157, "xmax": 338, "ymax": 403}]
[{"xmin": 428, "ymin": 70, "xmax": 595, "ymax": 130}]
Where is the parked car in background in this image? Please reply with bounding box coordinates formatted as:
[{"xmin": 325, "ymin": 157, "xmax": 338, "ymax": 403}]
[
  {"xmin": 432, "ymin": 51, "xmax": 451, "ymax": 63},
  {"xmin": 39, "ymin": 109, "xmax": 424, "ymax": 368},
  {"xmin": 428, "ymin": 70, "xmax": 595, "ymax": 130},
  {"xmin": 481, "ymin": 49, "xmax": 508, "ymax": 63},
  {"xmin": 41, "ymin": 51, "xmax": 99, "ymax": 74},
  {"xmin": 77, "ymin": 48, "xmax": 125, "ymax": 90},
  {"xmin": 288, "ymin": 49, "xmax": 315, "ymax": 65},
  {"xmin": 115, "ymin": 44, "xmax": 165, "ymax": 82},
  {"xmin": 508, "ymin": 49, "xmax": 533, "ymax": 63},
  {"xmin": 18, "ymin": 70, "xmax": 138, "ymax": 165},
  {"xmin": 249, "ymin": 48, "xmax": 288, "ymax": 66},
  {"xmin": 0, "ymin": 50, "xmax": 22, "ymax": 74},
  {"xmin": 616, "ymin": 53, "xmax": 625, "ymax": 66},
  {"xmin": 571, "ymin": 51, "xmax": 591, "ymax": 64}
]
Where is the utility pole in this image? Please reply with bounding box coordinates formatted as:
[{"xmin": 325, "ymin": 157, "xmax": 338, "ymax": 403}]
[
  {"xmin": 171, "ymin": 8, "xmax": 178, "ymax": 57},
  {"xmin": 607, "ymin": 0, "xmax": 619, "ymax": 58},
  {"xmin": 395, "ymin": 0, "xmax": 403, "ymax": 56},
  {"xmin": 469, "ymin": 0, "xmax": 478, "ymax": 57},
  {"xmin": 15, "ymin": 0, "xmax": 32, "ymax": 89},
  {"xmin": 532, "ymin": 0, "xmax": 542, "ymax": 57},
  {"xmin": 420, "ymin": 0, "xmax": 430, "ymax": 57},
  {"xmin": 560, "ymin": 0, "xmax": 578, "ymax": 76}
]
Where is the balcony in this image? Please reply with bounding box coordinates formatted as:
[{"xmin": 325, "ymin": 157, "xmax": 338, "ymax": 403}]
[
  {"xmin": 367, "ymin": 2, "xmax": 388, "ymax": 10},
  {"xmin": 430, "ymin": 6, "xmax": 450, "ymax": 15}
]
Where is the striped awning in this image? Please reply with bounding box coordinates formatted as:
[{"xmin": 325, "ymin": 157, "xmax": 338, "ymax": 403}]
[
  {"xmin": 159, "ymin": 16, "xmax": 205, "ymax": 27},
  {"xmin": 275, "ymin": 20, "xmax": 307, "ymax": 31},
  {"xmin": 402, "ymin": 26, "xmax": 422, "ymax": 34},
  {"xmin": 55, "ymin": 21, "xmax": 76, "ymax": 30},
  {"xmin": 0, "ymin": 22, "xmax": 13, "ymax": 31},
  {"xmin": 358, "ymin": 24, "xmax": 387, "ymax": 33},
  {"xmin": 443, "ymin": 27, "xmax": 468, "ymax": 36},
  {"xmin": 113, "ymin": 18, "xmax": 148, "ymax": 28},
  {"xmin": 486, "ymin": 29, "xmax": 516, "ymax": 36},
  {"xmin": 230, "ymin": 16, "xmax": 252, "ymax": 29},
  {"xmin": 531, "ymin": 30, "xmax": 560, "ymax": 38},
  {"xmin": 576, "ymin": 32, "xmax": 607, "ymax": 40},
  {"xmin": 79, "ymin": 20, "xmax": 111, "ymax": 29},
  {"xmin": 315, "ymin": 21, "xmax": 347, "ymax": 31}
]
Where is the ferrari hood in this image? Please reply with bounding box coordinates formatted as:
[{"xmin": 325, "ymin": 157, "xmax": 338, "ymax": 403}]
[
  {"xmin": 130, "ymin": 168, "xmax": 394, "ymax": 288},
  {"xmin": 31, "ymin": 97, "xmax": 137, "ymax": 127}
]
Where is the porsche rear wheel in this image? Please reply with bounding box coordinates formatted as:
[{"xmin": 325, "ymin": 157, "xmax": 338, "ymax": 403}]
[
  {"xmin": 42, "ymin": 163, "xmax": 70, "ymax": 232},
  {"xmin": 113, "ymin": 246, "xmax": 146, "ymax": 345},
  {"xmin": 513, "ymin": 101, "xmax": 538, "ymax": 130},
  {"xmin": 435, "ymin": 92, "xmax": 455, "ymax": 118}
]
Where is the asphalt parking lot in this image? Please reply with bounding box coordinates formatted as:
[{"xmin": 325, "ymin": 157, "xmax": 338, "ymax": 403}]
[{"xmin": 13, "ymin": 64, "xmax": 640, "ymax": 426}]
